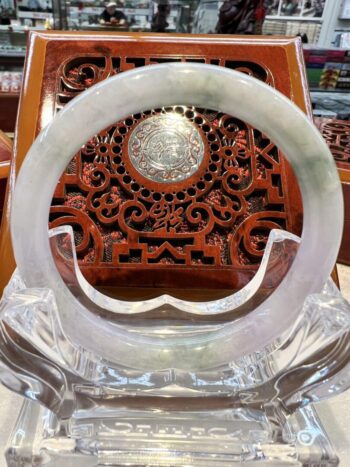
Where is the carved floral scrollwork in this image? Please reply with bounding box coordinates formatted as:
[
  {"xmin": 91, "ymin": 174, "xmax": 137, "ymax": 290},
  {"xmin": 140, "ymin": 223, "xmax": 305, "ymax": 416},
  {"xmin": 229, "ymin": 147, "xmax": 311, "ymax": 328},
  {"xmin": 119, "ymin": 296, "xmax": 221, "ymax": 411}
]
[
  {"xmin": 317, "ymin": 119, "xmax": 350, "ymax": 165},
  {"xmin": 62, "ymin": 57, "xmax": 114, "ymax": 92},
  {"xmin": 57, "ymin": 57, "xmax": 116, "ymax": 106},
  {"xmin": 51, "ymin": 56, "xmax": 289, "ymax": 281},
  {"xmin": 51, "ymin": 105, "xmax": 287, "ymax": 269},
  {"xmin": 150, "ymin": 203, "xmax": 184, "ymax": 233}
]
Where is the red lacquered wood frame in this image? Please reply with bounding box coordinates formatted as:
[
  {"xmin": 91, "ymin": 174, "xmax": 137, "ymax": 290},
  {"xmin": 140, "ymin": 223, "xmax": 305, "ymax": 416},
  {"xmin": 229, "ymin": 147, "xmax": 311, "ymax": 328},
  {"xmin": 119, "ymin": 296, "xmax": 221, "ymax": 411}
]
[{"xmin": 0, "ymin": 32, "xmax": 313, "ymax": 296}]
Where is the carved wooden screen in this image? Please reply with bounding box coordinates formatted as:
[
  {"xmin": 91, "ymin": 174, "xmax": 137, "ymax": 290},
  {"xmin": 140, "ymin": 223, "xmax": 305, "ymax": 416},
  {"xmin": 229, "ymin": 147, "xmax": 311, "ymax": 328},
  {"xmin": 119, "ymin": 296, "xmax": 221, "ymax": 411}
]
[
  {"xmin": 315, "ymin": 119, "xmax": 350, "ymax": 173},
  {"xmin": 0, "ymin": 33, "xmax": 309, "ymax": 293},
  {"xmin": 315, "ymin": 118, "xmax": 350, "ymax": 266}
]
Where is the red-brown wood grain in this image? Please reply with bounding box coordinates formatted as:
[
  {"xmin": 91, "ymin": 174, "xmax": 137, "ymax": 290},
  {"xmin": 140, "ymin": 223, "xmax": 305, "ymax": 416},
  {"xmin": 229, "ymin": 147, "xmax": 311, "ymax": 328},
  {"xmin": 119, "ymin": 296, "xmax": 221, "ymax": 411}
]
[{"xmin": 0, "ymin": 130, "xmax": 12, "ymax": 225}]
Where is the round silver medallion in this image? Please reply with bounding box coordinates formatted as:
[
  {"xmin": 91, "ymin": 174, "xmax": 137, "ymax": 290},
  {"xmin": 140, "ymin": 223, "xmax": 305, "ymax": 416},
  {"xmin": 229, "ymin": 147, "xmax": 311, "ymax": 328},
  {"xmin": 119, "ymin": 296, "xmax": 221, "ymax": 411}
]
[{"xmin": 128, "ymin": 114, "xmax": 204, "ymax": 183}]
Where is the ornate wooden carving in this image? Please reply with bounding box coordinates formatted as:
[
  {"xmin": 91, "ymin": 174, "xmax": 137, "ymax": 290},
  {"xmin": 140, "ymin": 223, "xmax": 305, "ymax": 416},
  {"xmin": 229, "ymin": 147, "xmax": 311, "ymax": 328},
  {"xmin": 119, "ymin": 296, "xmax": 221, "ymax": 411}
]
[
  {"xmin": 315, "ymin": 118, "xmax": 350, "ymax": 170},
  {"xmin": 50, "ymin": 54, "xmax": 302, "ymax": 289},
  {"xmin": 0, "ymin": 33, "xmax": 310, "ymax": 293},
  {"xmin": 315, "ymin": 117, "xmax": 350, "ymax": 266}
]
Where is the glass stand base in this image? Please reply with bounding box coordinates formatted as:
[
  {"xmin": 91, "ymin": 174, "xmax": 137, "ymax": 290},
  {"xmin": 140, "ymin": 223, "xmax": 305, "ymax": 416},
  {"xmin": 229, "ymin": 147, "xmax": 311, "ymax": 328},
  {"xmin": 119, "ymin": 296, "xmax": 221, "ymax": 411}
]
[{"xmin": 5, "ymin": 399, "xmax": 338, "ymax": 466}]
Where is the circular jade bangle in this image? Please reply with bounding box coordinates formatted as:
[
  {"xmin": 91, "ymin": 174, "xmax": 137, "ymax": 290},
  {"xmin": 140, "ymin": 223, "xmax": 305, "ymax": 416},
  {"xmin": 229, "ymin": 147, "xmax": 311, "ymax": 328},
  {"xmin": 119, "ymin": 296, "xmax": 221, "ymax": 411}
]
[{"xmin": 10, "ymin": 63, "xmax": 343, "ymax": 370}]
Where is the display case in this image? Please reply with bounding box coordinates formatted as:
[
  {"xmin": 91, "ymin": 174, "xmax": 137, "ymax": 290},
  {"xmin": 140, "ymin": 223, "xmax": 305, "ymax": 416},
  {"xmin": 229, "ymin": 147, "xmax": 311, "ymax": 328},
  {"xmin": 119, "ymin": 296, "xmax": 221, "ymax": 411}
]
[
  {"xmin": 0, "ymin": 27, "xmax": 26, "ymax": 133},
  {"xmin": 300, "ymin": 45, "xmax": 350, "ymax": 121},
  {"xmin": 0, "ymin": 0, "xmax": 349, "ymax": 135},
  {"xmin": 0, "ymin": 0, "xmax": 345, "ymax": 45},
  {"xmin": 64, "ymin": 0, "xmax": 152, "ymax": 31},
  {"xmin": 264, "ymin": 0, "xmax": 326, "ymax": 44},
  {"xmin": 193, "ymin": 0, "xmax": 327, "ymax": 41},
  {"xmin": 61, "ymin": 0, "xmax": 195, "ymax": 33}
]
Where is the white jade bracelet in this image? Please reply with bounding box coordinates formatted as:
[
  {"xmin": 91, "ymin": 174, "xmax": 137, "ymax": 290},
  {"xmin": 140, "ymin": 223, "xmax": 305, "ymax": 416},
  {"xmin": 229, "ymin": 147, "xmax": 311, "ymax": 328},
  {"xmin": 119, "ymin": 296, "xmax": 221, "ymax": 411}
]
[{"xmin": 10, "ymin": 63, "xmax": 343, "ymax": 370}]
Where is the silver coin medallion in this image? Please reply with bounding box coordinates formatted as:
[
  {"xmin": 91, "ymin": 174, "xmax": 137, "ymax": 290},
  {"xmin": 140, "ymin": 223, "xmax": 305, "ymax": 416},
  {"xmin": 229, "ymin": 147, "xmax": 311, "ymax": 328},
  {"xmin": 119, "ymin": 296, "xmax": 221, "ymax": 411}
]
[{"xmin": 128, "ymin": 114, "xmax": 205, "ymax": 183}]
